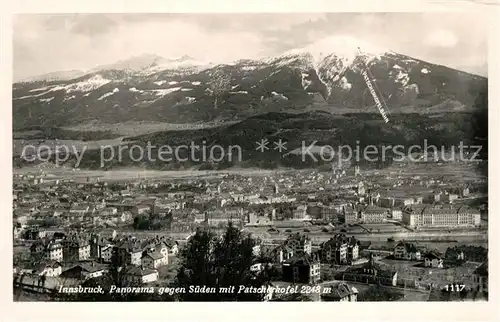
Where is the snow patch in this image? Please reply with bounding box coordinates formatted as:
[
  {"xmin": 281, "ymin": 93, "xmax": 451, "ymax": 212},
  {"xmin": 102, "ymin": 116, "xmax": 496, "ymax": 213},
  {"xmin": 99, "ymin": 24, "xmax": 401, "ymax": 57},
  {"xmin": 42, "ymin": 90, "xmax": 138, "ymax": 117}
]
[
  {"xmin": 404, "ymin": 83, "xmax": 419, "ymax": 95},
  {"xmin": 339, "ymin": 76, "xmax": 352, "ymax": 91},
  {"xmin": 231, "ymin": 85, "xmax": 240, "ymax": 90},
  {"xmin": 421, "ymin": 68, "xmax": 430, "ymax": 74},
  {"xmin": 268, "ymin": 70, "xmax": 281, "ymax": 78},
  {"xmin": 186, "ymin": 97, "xmax": 196, "ymax": 103},
  {"xmin": 97, "ymin": 87, "xmax": 119, "ymax": 100},
  {"xmin": 284, "ymin": 35, "xmax": 386, "ymax": 67},
  {"xmin": 29, "ymin": 86, "xmax": 52, "ymax": 93},
  {"xmin": 154, "ymin": 80, "xmax": 167, "ymax": 86},
  {"xmin": 230, "ymin": 91, "xmax": 248, "ymax": 94},
  {"xmin": 271, "ymin": 92, "xmax": 288, "ymax": 100},
  {"xmin": 301, "ymin": 73, "xmax": 312, "ymax": 89},
  {"xmin": 181, "ymin": 88, "xmax": 192, "ymax": 92},
  {"xmin": 39, "ymin": 97, "xmax": 54, "ymax": 103},
  {"xmin": 241, "ymin": 66, "xmax": 257, "ymax": 71},
  {"xmin": 168, "ymin": 81, "xmax": 179, "ymax": 85},
  {"xmin": 66, "ymin": 75, "xmax": 111, "ymax": 93},
  {"xmin": 152, "ymin": 87, "xmax": 181, "ymax": 96},
  {"xmin": 191, "ymin": 81, "xmax": 201, "ymax": 86},
  {"xmin": 394, "ymin": 70, "xmax": 409, "ymax": 86},
  {"xmin": 393, "ymin": 64, "xmax": 403, "ymax": 70},
  {"xmin": 129, "ymin": 87, "xmax": 143, "ymax": 93}
]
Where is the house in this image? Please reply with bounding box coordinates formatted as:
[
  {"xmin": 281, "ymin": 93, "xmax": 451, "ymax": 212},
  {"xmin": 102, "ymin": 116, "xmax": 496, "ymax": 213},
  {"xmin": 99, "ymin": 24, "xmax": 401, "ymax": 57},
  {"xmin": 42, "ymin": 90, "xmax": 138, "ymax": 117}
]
[
  {"xmin": 119, "ymin": 211, "xmax": 133, "ymax": 223},
  {"xmin": 270, "ymin": 244, "xmax": 294, "ymax": 264},
  {"xmin": 62, "ymin": 235, "xmax": 91, "ymax": 262},
  {"xmin": 24, "ymin": 228, "xmax": 47, "ymax": 240},
  {"xmin": 473, "ymin": 262, "xmax": 488, "ymax": 295},
  {"xmin": 320, "ymin": 282, "xmax": 358, "ymax": 302},
  {"xmin": 47, "ymin": 241, "xmax": 64, "ymax": 261},
  {"xmin": 61, "ymin": 261, "xmax": 106, "ymax": 280},
  {"xmin": 282, "ymin": 254, "xmax": 321, "ymax": 284},
  {"xmin": 142, "ymin": 251, "xmax": 167, "ymax": 269},
  {"xmin": 30, "ymin": 239, "xmax": 47, "ymax": 255},
  {"xmin": 122, "ymin": 266, "xmax": 159, "ymax": 284},
  {"xmin": 283, "ymin": 233, "xmax": 312, "ymax": 255},
  {"xmin": 340, "ymin": 255, "xmax": 398, "ymax": 286},
  {"xmin": 114, "ymin": 238, "xmax": 143, "ymax": 266},
  {"xmin": 33, "ymin": 260, "xmax": 62, "ymax": 277},
  {"xmin": 164, "ymin": 239, "xmax": 179, "ymax": 256},
  {"xmin": 132, "ymin": 204, "xmax": 151, "ymax": 215},
  {"xmin": 393, "ymin": 242, "xmax": 421, "ymax": 261},
  {"xmin": 320, "ymin": 234, "xmax": 359, "ymax": 265},
  {"xmin": 424, "ymin": 251, "xmax": 444, "ymax": 268},
  {"xmin": 141, "ymin": 237, "xmax": 171, "ymax": 260},
  {"xmin": 100, "ymin": 245, "xmax": 114, "ymax": 263}
]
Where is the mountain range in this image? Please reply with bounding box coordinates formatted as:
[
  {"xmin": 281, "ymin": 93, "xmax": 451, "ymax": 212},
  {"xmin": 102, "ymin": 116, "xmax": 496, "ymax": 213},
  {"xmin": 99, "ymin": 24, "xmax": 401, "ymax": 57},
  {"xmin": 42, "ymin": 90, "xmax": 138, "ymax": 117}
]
[{"xmin": 13, "ymin": 36, "xmax": 487, "ymax": 130}]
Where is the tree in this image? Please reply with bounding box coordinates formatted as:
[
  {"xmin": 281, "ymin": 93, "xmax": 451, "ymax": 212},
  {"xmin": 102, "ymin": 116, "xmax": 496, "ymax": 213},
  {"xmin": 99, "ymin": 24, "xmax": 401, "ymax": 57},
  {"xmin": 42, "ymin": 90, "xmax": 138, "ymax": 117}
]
[
  {"xmin": 208, "ymin": 69, "xmax": 231, "ymax": 109},
  {"xmin": 175, "ymin": 224, "xmax": 269, "ymax": 301}
]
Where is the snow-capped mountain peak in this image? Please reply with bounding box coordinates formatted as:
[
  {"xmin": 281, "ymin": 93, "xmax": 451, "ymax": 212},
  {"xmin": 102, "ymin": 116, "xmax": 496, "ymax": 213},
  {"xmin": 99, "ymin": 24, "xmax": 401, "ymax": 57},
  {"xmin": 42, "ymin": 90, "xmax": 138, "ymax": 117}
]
[
  {"xmin": 275, "ymin": 35, "xmax": 388, "ymax": 65},
  {"xmin": 89, "ymin": 53, "xmax": 211, "ymax": 76}
]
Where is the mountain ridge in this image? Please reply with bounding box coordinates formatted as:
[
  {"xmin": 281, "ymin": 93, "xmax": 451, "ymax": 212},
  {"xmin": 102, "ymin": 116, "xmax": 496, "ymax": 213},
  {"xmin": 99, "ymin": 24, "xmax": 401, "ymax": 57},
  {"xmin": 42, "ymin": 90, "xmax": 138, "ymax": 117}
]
[{"xmin": 13, "ymin": 36, "xmax": 487, "ymax": 129}]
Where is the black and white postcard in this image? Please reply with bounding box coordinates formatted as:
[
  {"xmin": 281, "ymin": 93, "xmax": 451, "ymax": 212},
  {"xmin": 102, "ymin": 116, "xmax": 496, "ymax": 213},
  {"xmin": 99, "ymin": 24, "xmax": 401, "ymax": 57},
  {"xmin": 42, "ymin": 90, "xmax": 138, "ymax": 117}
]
[{"xmin": 3, "ymin": 1, "xmax": 498, "ymax": 321}]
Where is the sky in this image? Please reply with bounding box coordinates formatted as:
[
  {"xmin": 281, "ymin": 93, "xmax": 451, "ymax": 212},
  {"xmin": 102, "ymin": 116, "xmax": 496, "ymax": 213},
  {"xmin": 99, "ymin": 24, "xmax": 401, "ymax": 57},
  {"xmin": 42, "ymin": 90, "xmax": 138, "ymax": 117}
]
[{"xmin": 13, "ymin": 13, "xmax": 489, "ymax": 81}]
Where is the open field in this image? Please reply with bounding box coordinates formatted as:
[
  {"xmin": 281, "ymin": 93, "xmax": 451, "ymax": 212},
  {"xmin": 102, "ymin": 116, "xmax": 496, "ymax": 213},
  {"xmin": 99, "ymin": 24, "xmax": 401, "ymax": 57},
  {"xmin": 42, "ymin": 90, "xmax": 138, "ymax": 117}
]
[
  {"xmin": 13, "ymin": 167, "xmax": 284, "ymax": 182},
  {"xmin": 62, "ymin": 120, "xmax": 240, "ymax": 136}
]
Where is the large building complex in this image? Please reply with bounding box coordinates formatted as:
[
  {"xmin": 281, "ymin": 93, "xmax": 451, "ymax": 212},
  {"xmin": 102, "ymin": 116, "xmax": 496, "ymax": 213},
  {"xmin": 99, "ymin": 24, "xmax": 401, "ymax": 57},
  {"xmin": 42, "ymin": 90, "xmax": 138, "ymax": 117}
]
[{"xmin": 402, "ymin": 205, "xmax": 481, "ymax": 228}]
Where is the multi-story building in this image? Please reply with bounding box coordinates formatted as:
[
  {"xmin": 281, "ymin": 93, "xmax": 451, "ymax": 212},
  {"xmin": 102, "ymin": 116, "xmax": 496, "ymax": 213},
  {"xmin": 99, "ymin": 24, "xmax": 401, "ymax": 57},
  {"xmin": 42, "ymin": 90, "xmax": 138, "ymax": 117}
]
[
  {"xmin": 121, "ymin": 266, "xmax": 159, "ymax": 284},
  {"xmin": 284, "ymin": 233, "xmax": 312, "ymax": 255},
  {"xmin": 391, "ymin": 208, "xmax": 403, "ymax": 220},
  {"xmin": 142, "ymin": 251, "xmax": 167, "ymax": 269},
  {"xmin": 292, "ymin": 205, "xmax": 307, "ymax": 220},
  {"xmin": 282, "ymin": 254, "xmax": 321, "ymax": 284},
  {"xmin": 402, "ymin": 205, "xmax": 481, "ymax": 228},
  {"xmin": 270, "ymin": 244, "xmax": 294, "ymax": 264},
  {"xmin": 343, "ymin": 206, "xmax": 358, "ymax": 224},
  {"xmin": 62, "ymin": 235, "xmax": 91, "ymax": 262},
  {"xmin": 321, "ymin": 234, "xmax": 359, "ymax": 264},
  {"xmin": 114, "ymin": 238, "xmax": 143, "ymax": 266},
  {"xmin": 47, "ymin": 241, "xmax": 63, "ymax": 261},
  {"xmin": 379, "ymin": 197, "xmax": 395, "ymax": 208},
  {"xmin": 205, "ymin": 208, "xmax": 244, "ymax": 227},
  {"xmin": 361, "ymin": 206, "xmax": 388, "ymax": 224},
  {"xmin": 339, "ymin": 255, "xmax": 398, "ymax": 287}
]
